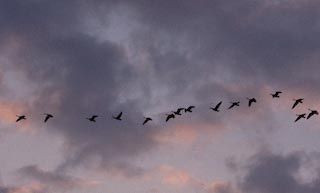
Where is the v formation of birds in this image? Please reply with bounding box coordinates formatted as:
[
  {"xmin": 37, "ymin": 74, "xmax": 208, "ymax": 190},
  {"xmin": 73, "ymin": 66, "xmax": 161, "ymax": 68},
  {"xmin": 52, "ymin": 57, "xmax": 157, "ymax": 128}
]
[{"xmin": 14, "ymin": 91, "xmax": 318, "ymax": 124}]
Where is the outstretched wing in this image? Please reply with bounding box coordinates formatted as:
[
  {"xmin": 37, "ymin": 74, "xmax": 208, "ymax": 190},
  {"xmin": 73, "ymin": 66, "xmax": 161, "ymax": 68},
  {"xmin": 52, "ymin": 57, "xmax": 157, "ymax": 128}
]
[
  {"xmin": 292, "ymin": 101, "xmax": 298, "ymax": 109},
  {"xmin": 307, "ymin": 113, "xmax": 313, "ymax": 119},
  {"xmin": 295, "ymin": 114, "xmax": 305, "ymax": 122},
  {"xmin": 215, "ymin": 101, "xmax": 222, "ymax": 109}
]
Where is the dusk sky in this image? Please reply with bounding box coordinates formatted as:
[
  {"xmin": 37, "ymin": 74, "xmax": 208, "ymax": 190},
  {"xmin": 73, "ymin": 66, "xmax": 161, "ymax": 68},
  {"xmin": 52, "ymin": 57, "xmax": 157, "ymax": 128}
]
[{"xmin": 1, "ymin": 1, "xmax": 320, "ymax": 193}]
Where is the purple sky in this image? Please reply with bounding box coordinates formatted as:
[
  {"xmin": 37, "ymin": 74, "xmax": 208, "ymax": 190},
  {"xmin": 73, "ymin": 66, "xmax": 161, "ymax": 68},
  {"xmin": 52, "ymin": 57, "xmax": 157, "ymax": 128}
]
[{"xmin": 0, "ymin": 1, "xmax": 320, "ymax": 193}]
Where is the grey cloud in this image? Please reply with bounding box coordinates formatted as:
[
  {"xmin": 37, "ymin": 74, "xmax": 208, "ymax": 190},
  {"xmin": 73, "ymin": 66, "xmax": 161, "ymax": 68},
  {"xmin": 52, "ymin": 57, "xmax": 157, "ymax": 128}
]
[
  {"xmin": 238, "ymin": 151, "xmax": 320, "ymax": 193},
  {"xmin": 17, "ymin": 165, "xmax": 95, "ymax": 191},
  {"xmin": 0, "ymin": 186, "xmax": 11, "ymax": 193},
  {"xmin": 0, "ymin": 0, "xmax": 81, "ymax": 38},
  {"xmin": 1, "ymin": 0, "xmax": 320, "ymax": 181},
  {"xmin": 123, "ymin": 0, "xmax": 320, "ymax": 94},
  {"xmin": 21, "ymin": 34, "xmax": 157, "ymax": 174},
  {"xmin": 0, "ymin": 0, "xmax": 157, "ymax": 176},
  {"xmin": 0, "ymin": 184, "xmax": 44, "ymax": 193}
]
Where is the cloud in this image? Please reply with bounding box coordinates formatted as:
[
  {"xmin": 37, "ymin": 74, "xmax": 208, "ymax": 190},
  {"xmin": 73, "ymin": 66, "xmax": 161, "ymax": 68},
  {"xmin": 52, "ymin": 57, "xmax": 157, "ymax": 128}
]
[
  {"xmin": 0, "ymin": 0, "xmax": 320, "ymax": 188},
  {"xmin": 0, "ymin": 183, "xmax": 45, "ymax": 193},
  {"xmin": 0, "ymin": 101, "xmax": 26, "ymax": 124},
  {"xmin": 149, "ymin": 165, "xmax": 208, "ymax": 192},
  {"xmin": 0, "ymin": 186, "xmax": 11, "ymax": 193},
  {"xmin": 238, "ymin": 150, "xmax": 320, "ymax": 193},
  {"xmin": 17, "ymin": 165, "xmax": 99, "ymax": 191},
  {"xmin": 206, "ymin": 181, "xmax": 235, "ymax": 193},
  {"xmin": 151, "ymin": 165, "xmax": 237, "ymax": 193},
  {"xmin": 153, "ymin": 122, "xmax": 227, "ymax": 145},
  {"xmin": 159, "ymin": 165, "xmax": 194, "ymax": 187},
  {"xmin": 121, "ymin": 0, "xmax": 320, "ymax": 97},
  {"xmin": 0, "ymin": 0, "xmax": 158, "ymax": 175}
]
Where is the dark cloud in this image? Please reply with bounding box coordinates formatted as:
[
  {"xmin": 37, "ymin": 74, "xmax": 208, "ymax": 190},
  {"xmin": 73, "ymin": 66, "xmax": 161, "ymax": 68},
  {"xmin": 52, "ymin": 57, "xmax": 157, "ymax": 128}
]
[
  {"xmin": 17, "ymin": 33, "xmax": 157, "ymax": 174},
  {"xmin": 0, "ymin": 186, "xmax": 11, "ymax": 193},
  {"xmin": 238, "ymin": 150, "xmax": 320, "ymax": 193},
  {"xmin": 17, "ymin": 165, "xmax": 96, "ymax": 191},
  {"xmin": 0, "ymin": 0, "xmax": 320, "ymax": 182},
  {"xmin": 123, "ymin": 0, "xmax": 320, "ymax": 95},
  {"xmin": 0, "ymin": 0, "xmax": 81, "ymax": 38},
  {"xmin": 0, "ymin": 184, "xmax": 44, "ymax": 193},
  {"xmin": 0, "ymin": 0, "xmax": 157, "ymax": 176}
]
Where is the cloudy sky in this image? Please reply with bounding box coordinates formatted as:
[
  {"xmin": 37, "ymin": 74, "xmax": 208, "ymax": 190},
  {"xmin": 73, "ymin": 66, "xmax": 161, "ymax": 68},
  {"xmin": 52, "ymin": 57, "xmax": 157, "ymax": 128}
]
[{"xmin": 0, "ymin": 0, "xmax": 320, "ymax": 193}]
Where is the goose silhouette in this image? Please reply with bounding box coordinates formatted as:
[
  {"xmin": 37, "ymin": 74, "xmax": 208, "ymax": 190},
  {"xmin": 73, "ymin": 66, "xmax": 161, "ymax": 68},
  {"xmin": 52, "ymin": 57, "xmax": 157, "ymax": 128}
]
[
  {"xmin": 44, "ymin": 113, "xmax": 53, "ymax": 123},
  {"xmin": 165, "ymin": 113, "xmax": 175, "ymax": 122},
  {"xmin": 295, "ymin": 113, "xmax": 306, "ymax": 122},
  {"xmin": 307, "ymin": 109, "xmax": 318, "ymax": 119},
  {"xmin": 247, "ymin": 98, "xmax": 257, "ymax": 107},
  {"xmin": 292, "ymin": 98, "xmax": 304, "ymax": 109},
  {"xmin": 143, "ymin": 117, "xmax": 152, "ymax": 125},
  {"xmin": 271, "ymin": 91, "xmax": 282, "ymax": 98},
  {"xmin": 87, "ymin": 115, "xmax": 98, "ymax": 122},
  {"xmin": 16, "ymin": 115, "xmax": 26, "ymax": 122},
  {"xmin": 210, "ymin": 101, "xmax": 222, "ymax": 112},
  {"xmin": 185, "ymin": 106, "xmax": 195, "ymax": 113},
  {"xmin": 228, "ymin": 101, "xmax": 240, "ymax": 109},
  {"xmin": 113, "ymin": 112, "xmax": 123, "ymax": 121}
]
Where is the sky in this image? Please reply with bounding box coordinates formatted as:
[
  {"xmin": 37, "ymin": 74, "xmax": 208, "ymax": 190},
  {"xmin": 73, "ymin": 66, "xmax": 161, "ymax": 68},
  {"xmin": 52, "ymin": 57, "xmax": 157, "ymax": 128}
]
[{"xmin": 0, "ymin": 0, "xmax": 320, "ymax": 193}]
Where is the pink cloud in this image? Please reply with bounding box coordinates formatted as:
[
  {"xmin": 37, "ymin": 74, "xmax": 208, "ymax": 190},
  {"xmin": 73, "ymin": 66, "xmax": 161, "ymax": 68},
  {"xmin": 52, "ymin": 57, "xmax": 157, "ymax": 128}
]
[
  {"xmin": 8, "ymin": 183, "xmax": 45, "ymax": 193},
  {"xmin": 153, "ymin": 122, "xmax": 227, "ymax": 145}
]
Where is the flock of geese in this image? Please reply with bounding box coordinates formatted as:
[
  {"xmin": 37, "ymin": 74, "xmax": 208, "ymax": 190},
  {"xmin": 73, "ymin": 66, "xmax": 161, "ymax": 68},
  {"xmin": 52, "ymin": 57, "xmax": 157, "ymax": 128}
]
[{"xmin": 14, "ymin": 91, "xmax": 318, "ymax": 125}]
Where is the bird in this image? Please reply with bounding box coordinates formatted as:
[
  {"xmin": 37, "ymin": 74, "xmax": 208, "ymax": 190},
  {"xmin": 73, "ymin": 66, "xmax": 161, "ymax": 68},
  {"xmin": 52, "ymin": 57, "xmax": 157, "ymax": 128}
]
[
  {"xmin": 228, "ymin": 101, "xmax": 240, "ymax": 109},
  {"xmin": 143, "ymin": 117, "xmax": 152, "ymax": 125},
  {"xmin": 210, "ymin": 101, "xmax": 222, "ymax": 112},
  {"xmin": 113, "ymin": 112, "xmax": 123, "ymax": 121},
  {"xmin": 271, "ymin": 91, "xmax": 282, "ymax": 98},
  {"xmin": 173, "ymin": 108, "xmax": 185, "ymax": 115},
  {"xmin": 307, "ymin": 109, "xmax": 319, "ymax": 119},
  {"xmin": 185, "ymin": 106, "xmax": 195, "ymax": 113},
  {"xmin": 292, "ymin": 98, "xmax": 304, "ymax": 109},
  {"xmin": 247, "ymin": 98, "xmax": 257, "ymax": 107},
  {"xmin": 16, "ymin": 115, "xmax": 26, "ymax": 122},
  {"xmin": 165, "ymin": 114, "xmax": 175, "ymax": 122},
  {"xmin": 44, "ymin": 113, "xmax": 53, "ymax": 123},
  {"xmin": 87, "ymin": 115, "xmax": 98, "ymax": 122},
  {"xmin": 295, "ymin": 113, "xmax": 306, "ymax": 122}
]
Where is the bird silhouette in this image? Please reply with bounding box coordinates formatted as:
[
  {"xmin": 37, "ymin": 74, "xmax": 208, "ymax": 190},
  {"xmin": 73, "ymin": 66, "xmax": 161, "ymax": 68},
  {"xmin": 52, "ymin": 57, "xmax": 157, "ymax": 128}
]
[
  {"xmin": 292, "ymin": 98, "xmax": 304, "ymax": 109},
  {"xmin": 165, "ymin": 114, "xmax": 175, "ymax": 122},
  {"xmin": 113, "ymin": 112, "xmax": 122, "ymax": 121},
  {"xmin": 247, "ymin": 98, "xmax": 257, "ymax": 107},
  {"xmin": 87, "ymin": 115, "xmax": 98, "ymax": 122},
  {"xmin": 44, "ymin": 113, "xmax": 53, "ymax": 123},
  {"xmin": 16, "ymin": 115, "xmax": 26, "ymax": 122},
  {"xmin": 210, "ymin": 101, "xmax": 222, "ymax": 112},
  {"xmin": 173, "ymin": 108, "xmax": 185, "ymax": 115},
  {"xmin": 307, "ymin": 109, "xmax": 319, "ymax": 119},
  {"xmin": 185, "ymin": 106, "xmax": 195, "ymax": 113},
  {"xmin": 228, "ymin": 101, "xmax": 240, "ymax": 109},
  {"xmin": 271, "ymin": 91, "xmax": 282, "ymax": 98},
  {"xmin": 295, "ymin": 113, "xmax": 306, "ymax": 122},
  {"xmin": 143, "ymin": 117, "xmax": 152, "ymax": 125}
]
